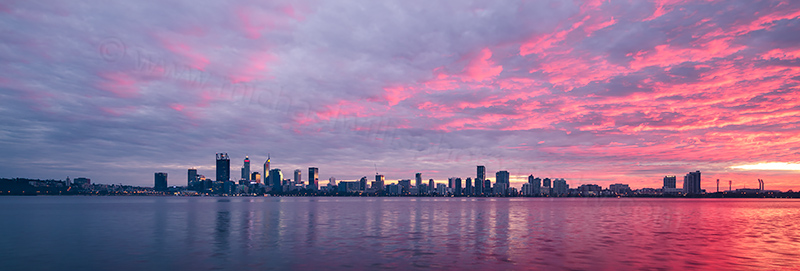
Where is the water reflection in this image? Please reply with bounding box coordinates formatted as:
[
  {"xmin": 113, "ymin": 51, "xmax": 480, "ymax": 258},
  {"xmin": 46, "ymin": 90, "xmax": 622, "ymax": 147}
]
[{"xmin": 2, "ymin": 197, "xmax": 800, "ymax": 270}]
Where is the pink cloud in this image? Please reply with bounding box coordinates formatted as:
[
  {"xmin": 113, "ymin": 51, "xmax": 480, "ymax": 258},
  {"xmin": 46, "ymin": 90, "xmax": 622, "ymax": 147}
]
[{"xmin": 96, "ymin": 72, "xmax": 140, "ymax": 98}]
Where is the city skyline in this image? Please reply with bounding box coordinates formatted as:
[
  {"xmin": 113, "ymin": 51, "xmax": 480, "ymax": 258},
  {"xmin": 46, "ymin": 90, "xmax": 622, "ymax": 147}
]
[{"xmin": 1, "ymin": 1, "xmax": 799, "ymax": 191}]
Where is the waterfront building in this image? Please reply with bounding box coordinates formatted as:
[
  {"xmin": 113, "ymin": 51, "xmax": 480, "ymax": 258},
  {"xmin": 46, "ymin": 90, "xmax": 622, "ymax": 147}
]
[
  {"xmin": 269, "ymin": 168, "xmax": 283, "ymax": 193},
  {"xmin": 374, "ymin": 174, "xmax": 385, "ymax": 192},
  {"xmin": 398, "ymin": 179, "xmax": 411, "ymax": 195},
  {"xmin": 154, "ymin": 172, "xmax": 168, "ymax": 191},
  {"xmin": 553, "ymin": 178, "xmax": 568, "ymax": 196},
  {"xmin": 188, "ymin": 168, "xmax": 197, "ymax": 189},
  {"xmin": 428, "ymin": 179, "xmax": 434, "ymax": 194},
  {"xmin": 466, "ymin": 177, "xmax": 473, "ymax": 195},
  {"xmin": 528, "ymin": 175, "xmax": 541, "ymax": 196},
  {"xmin": 663, "ymin": 176, "xmax": 677, "ymax": 189},
  {"xmin": 251, "ymin": 172, "xmax": 261, "ymax": 184},
  {"xmin": 683, "ymin": 171, "xmax": 702, "ymax": 194},
  {"xmin": 415, "ymin": 173, "xmax": 422, "ymax": 195},
  {"xmin": 495, "ymin": 171, "xmax": 510, "ymax": 186},
  {"xmin": 242, "ymin": 156, "xmax": 250, "ymax": 180},
  {"xmin": 454, "ymin": 178, "xmax": 462, "ymax": 196},
  {"xmin": 609, "ymin": 183, "xmax": 631, "ymax": 195},
  {"xmin": 216, "ymin": 153, "xmax": 230, "ymax": 183},
  {"xmin": 308, "ymin": 167, "xmax": 319, "ymax": 191},
  {"xmin": 359, "ymin": 176, "xmax": 367, "ymax": 191},
  {"xmin": 263, "ymin": 154, "xmax": 270, "ymax": 185},
  {"xmin": 484, "ymin": 179, "xmax": 491, "ymax": 194},
  {"xmin": 476, "ymin": 165, "xmax": 486, "ymax": 195},
  {"xmin": 294, "ymin": 169, "xmax": 302, "ymax": 185}
]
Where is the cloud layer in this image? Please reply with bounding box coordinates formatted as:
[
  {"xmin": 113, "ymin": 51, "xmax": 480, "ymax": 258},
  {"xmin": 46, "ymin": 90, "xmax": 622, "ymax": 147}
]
[{"xmin": 1, "ymin": 0, "xmax": 799, "ymax": 191}]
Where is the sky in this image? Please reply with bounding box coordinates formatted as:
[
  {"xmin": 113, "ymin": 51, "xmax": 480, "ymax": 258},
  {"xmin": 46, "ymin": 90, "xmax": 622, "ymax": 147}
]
[{"xmin": 1, "ymin": 0, "xmax": 799, "ymax": 191}]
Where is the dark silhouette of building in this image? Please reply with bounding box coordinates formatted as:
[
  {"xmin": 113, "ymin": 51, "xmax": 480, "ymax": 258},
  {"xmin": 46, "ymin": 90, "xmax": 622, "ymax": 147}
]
[
  {"xmin": 154, "ymin": 172, "xmax": 168, "ymax": 191},
  {"xmin": 454, "ymin": 178, "xmax": 462, "ymax": 196},
  {"xmin": 188, "ymin": 168, "xmax": 197, "ymax": 189},
  {"xmin": 415, "ymin": 173, "xmax": 422, "ymax": 195},
  {"xmin": 308, "ymin": 167, "xmax": 319, "ymax": 191},
  {"xmin": 683, "ymin": 171, "xmax": 701, "ymax": 194},
  {"xmin": 663, "ymin": 175, "xmax": 677, "ymax": 189},
  {"xmin": 359, "ymin": 176, "xmax": 367, "ymax": 191},
  {"xmin": 270, "ymin": 168, "xmax": 283, "ymax": 193},
  {"xmin": 263, "ymin": 154, "xmax": 270, "ymax": 185},
  {"xmin": 372, "ymin": 174, "xmax": 384, "ymax": 192},
  {"xmin": 216, "ymin": 153, "xmax": 230, "ymax": 184},
  {"xmin": 495, "ymin": 171, "xmax": 510, "ymax": 188},
  {"xmin": 242, "ymin": 156, "xmax": 250, "ymax": 180},
  {"xmin": 428, "ymin": 179, "xmax": 434, "ymax": 194}
]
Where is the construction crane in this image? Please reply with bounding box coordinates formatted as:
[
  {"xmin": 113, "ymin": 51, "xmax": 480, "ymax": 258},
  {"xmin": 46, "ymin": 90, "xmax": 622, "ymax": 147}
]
[{"xmin": 374, "ymin": 163, "xmax": 379, "ymax": 175}]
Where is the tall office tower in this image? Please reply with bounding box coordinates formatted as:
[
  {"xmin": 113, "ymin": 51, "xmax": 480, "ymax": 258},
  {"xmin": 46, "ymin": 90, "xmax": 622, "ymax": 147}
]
[
  {"xmin": 454, "ymin": 178, "xmax": 462, "ymax": 196},
  {"xmin": 428, "ymin": 179, "xmax": 434, "ymax": 194},
  {"xmin": 484, "ymin": 179, "xmax": 491, "ymax": 194},
  {"xmin": 263, "ymin": 154, "xmax": 270, "ymax": 185},
  {"xmin": 663, "ymin": 176, "xmax": 677, "ymax": 189},
  {"xmin": 448, "ymin": 177, "xmax": 455, "ymax": 188},
  {"xmin": 375, "ymin": 174, "xmax": 385, "ymax": 191},
  {"xmin": 543, "ymin": 178, "xmax": 552, "ymax": 195},
  {"xmin": 216, "ymin": 153, "xmax": 230, "ymax": 183},
  {"xmin": 683, "ymin": 171, "xmax": 701, "ymax": 194},
  {"xmin": 529, "ymin": 176, "xmax": 541, "ymax": 195},
  {"xmin": 269, "ymin": 168, "xmax": 283, "ymax": 193},
  {"xmin": 398, "ymin": 179, "xmax": 411, "ymax": 194},
  {"xmin": 477, "ymin": 165, "xmax": 486, "ymax": 181},
  {"xmin": 308, "ymin": 167, "xmax": 319, "ymax": 191},
  {"xmin": 243, "ymin": 156, "xmax": 250, "ymax": 180},
  {"xmin": 553, "ymin": 178, "xmax": 568, "ymax": 196},
  {"xmin": 188, "ymin": 168, "xmax": 197, "ymax": 188},
  {"xmin": 495, "ymin": 170, "xmax": 510, "ymax": 185},
  {"xmin": 251, "ymin": 172, "xmax": 261, "ymax": 183},
  {"xmin": 294, "ymin": 169, "xmax": 302, "ymax": 185},
  {"xmin": 415, "ymin": 173, "xmax": 422, "ymax": 195},
  {"xmin": 154, "ymin": 172, "xmax": 168, "ymax": 191},
  {"xmin": 466, "ymin": 177, "xmax": 473, "ymax": 195},
  {"xmin": 359, "ymin": 176, "xmax": 367, "ymax": 191}
]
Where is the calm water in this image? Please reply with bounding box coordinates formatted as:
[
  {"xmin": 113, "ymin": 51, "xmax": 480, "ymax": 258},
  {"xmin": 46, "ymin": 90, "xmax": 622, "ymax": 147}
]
[{"xmin": 1, "ymin": 197, "xmax": 799, "ymax": 270}]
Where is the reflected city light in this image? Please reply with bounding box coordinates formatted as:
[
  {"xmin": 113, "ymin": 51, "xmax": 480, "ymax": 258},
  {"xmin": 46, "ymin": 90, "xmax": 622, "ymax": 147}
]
[{"xmin": 730, "ymin": 162, "xmax": 800, "ymax": 171}]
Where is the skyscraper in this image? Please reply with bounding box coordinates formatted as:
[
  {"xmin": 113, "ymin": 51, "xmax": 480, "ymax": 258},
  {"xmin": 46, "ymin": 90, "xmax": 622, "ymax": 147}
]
[
  {"xmin": 663, "ymin": 176, "xmax": 677, "ymax": 189},
  {"xmin": 270, "ymin": 168, "xmax": 283, "ymax": 193},
  {"xmin": 294, "ymin": 169, "xmax": 302, "ymax": 184},
  {"xmin": 454, "ymin": 178, "xmax": 462, "ymax": 196},
  {"xmin": 466, "ymin": 177, "xmax": 473, "ymax": 195},
  {"xmin": 528, "ymin": 175, "xmax": 541, "ymax": 196},
  {"xmin": 415, "ymin": 173, "xmax": 422, "ymax": 195},
  {"xmin": 553, "ymin": 178, "xmax": 568, "ymax": 196},
  {"xmin": 308, "ymin": 167, "xmax": 319, "ymax": 191},
  {"xmin": 154, "ymin": 172, "xmax": 168, "ymax": 191},
  {"xmin": 263, "ymin": 154, "xmax": 270, "ymax": 185},
  {"xmin": 683, "ymin": 171, "xmax": 701, "ymax": 194},
  {"xmin": 216, "ymin": 153, "xmax": 230, "ymax": 183},
  {"xmin": 359, "ymin": 176, "xmax": 367, "ymax": 191},
  {"xmin": 242, "ymin": 156, "xmax": 250, "ymax": 180},
  {"xmin": 428, "ymin": 179, "xmax": 434, "ymax": 194},
  {"xmin": 374, "ymin": 174, "xmax": 385, "ymax": 192},
  {"xmin": 495, "ymin": 170, "xmax": 510, "ymax": 185},
  {"xmin": 477, "ymin": 165, "xmax": 486, "ymax": 180},
  {"xmin": 188, "ymin": 168, "xmax": 197, "ymax": 188}
]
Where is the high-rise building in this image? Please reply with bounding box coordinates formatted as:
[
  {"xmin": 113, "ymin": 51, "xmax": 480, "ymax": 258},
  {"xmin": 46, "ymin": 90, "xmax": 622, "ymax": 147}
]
[
  {"xmin": 251, "ymin": 172, "xmax": 261, "ymax": 183},
  {"xmin": 308, "ymin": 167, "xmax": 319, "ymax": 191},
  {"xmin": 398, "ymin": 179, "xmax": 411, "ymax": 194},
  {"xmin": 270, "ymin": 168, "xmax": 283, "ymax": 193},
  {"xmin": 359, "ymin": 176, "xmax": 367, "ymax": 191},
  {"xmin": 415, "ymin": 173, "xmax": 422, "ymax": 195},
  {"xmin": 294, "ymin": 169, "xmax": 302, "ymax": 185},
  {"xmin": 154, "ymin": 172, "xmax": 168, "ymax": 191},
  {"xmin": 454, "ymin": 178, "xmax": 462, "ymax": 196},
  {"xmin": 683, "ymin": 171, "xmax": 701, "ymax": 194},
  {"xmin": 663, "ymin": 176, "xmax": 677, "ymax": 189},
  {"xmin": 528, "ymin": 175, "xmax": 541, "ymax": 195},
  {"xmin": 466, "ymin": 177, "xmax": 473, "ymax": 195},
  {"xmin": 495, "ymin": 171, "xmax": 510, "ymax": 185},
  {"xmin": 553, "ymin": 178, "xmax": 568, "ymax": 196},
  {"xmin": 188, "ymin": 168, "xmax": 197, "ymax": 188},
  {"xmin": 216, "ymin": 153, "xmax": 230, "ymax": 183},
  {"xmin": 477, "ymin": 165, "xmax": 486, "ymax": 181},
  {"xmin": 263, "ymin": 154, "xmax": 270, "ymax": 185},
  {"xmin": 242, "ymin": 156, "xmax": 250, "ymax": 180},
  {"xmin": 428, "ymin": 179, "xmax": 434, "ymax": 194},
  {"xmin": 484, "ymin": 179, "xmax": 491, "ymax": 194},
  {"xmin": 374, "ymin": 174, "xmax": 385, "ymax": 192}
]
